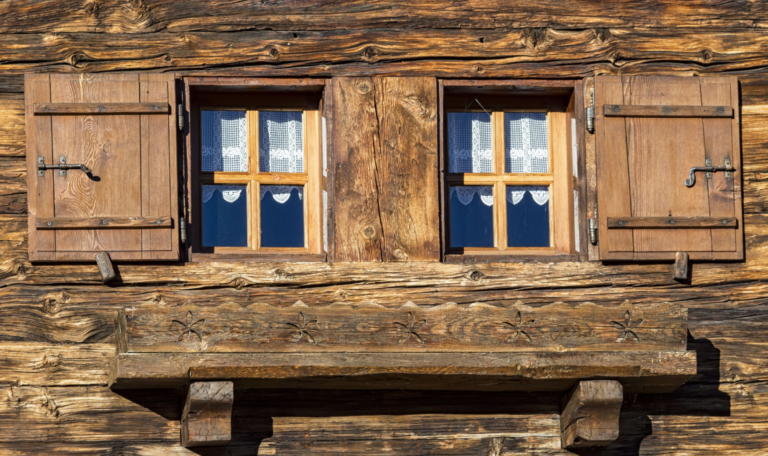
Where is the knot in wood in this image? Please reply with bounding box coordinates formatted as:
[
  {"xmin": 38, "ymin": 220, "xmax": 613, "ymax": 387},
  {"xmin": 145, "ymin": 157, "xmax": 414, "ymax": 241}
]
[
  {"xmin": 361, "ymin": 225, "xmax": 376, "ymax": 239},
  {"xmin": 393, "ymin": 248, "xmax": 408, "ymax": 260},
  {"xmin": 85, "ymin": 2, "xmax": 100, "ymax": 17},
  {"xmin": 363, "ymin": 46, "xmax": 378, "ymax": 61},
  {"xmin": 267, "ymin": 46, "xmax": 279, "ymax": 59},
  {"xmin": 467, "ymin": 270, "xmax": 484, "ymax": 281},
  {"xmin": 357, "ymin": 81, "xmax": 372, "ymax": 94}
]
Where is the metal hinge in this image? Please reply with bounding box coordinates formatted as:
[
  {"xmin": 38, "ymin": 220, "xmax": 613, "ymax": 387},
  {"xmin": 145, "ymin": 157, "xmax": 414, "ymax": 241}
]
[
  {"xmin": 589, "ymin": 204, "xmax": 598, "ymax": 245},
  {"xmin": 177, "ymin": 103, "xmax": 184, "ymax": 131},
  {"xmin": 586, "ymin": 87, "xmax": 595, "ymax": 134}
]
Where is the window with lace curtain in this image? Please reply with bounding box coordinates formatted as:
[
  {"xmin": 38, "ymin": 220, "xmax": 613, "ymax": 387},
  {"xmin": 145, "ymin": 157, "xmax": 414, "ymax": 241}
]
[
  {"xmin": 189, "ymin": 88, "xmax": 324, "ymax": 260},
  {"xmin": 443, "ymin": 86, "xmax": 578, "ymax": 260}
]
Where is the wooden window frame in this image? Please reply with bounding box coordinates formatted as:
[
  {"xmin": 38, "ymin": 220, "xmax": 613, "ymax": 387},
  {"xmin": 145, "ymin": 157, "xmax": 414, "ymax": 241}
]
[
  {"xmin": 440, "ymin": 79, "xmax": 586, "ymax": 263},
  {"xmin": 184, "ymin": 78, "xmax": 326, "ymax": 262}
]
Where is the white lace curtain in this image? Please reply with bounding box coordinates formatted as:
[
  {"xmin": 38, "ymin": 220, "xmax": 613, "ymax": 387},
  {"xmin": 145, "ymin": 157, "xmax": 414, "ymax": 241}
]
[
  {"xmin": 201, "ymin": 111, "xmax": 248, "ymax": 172},
  {"xmin": 260, "ymin": 111, "xmax": 304, "ymax": 173},
  {"xmin": 505, "ymin": 112, "xmax": 549, "ymax": 173},
  {"xmin": 447, "ymin": 112, "xmax": 493, "ymax": 173},
  {"xmin": 202, "ymin": 185, "xmax": 303, "ymax": 204},
  {"xmin": 506, "ymin": 186, "xmax": 550, "ymax": 206},
  {"xmin": 450, "ymin": 186, "xmax": 550, "ymax": 206}
]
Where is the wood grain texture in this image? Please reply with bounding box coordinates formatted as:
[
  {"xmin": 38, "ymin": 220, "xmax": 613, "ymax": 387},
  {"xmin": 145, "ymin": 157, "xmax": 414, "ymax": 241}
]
[
  {"xmin": 1, "ymin": 4, "xmax": 768, "ymax": 454},
  {"xmin": 607, "ymin": 217, "xmax": 738, "ymax": 228},
  {"xmin": 34, "ymin": 103, "xmax": 169, "ymax": 114},
  {"xmin": 110, "ymin": 350, "xmax": 696, "ymax": 393},
  {"xmin": 560, "ymin": 380, "xmax": 623, "ymax": 448},
  {"xmin": 117, "ymin": 301, "xmax": 688, "ymax": 354},
  {"xmin": 37, "ymin": 216, "xmax": 172, "ymax": 229},
  {"xmin": 331, "ymin": 77, "xmax": 439, "ymax": 262},
  {"xmin": 603, "ymin": 104, "xmax": 733, "ymax": 117},
  {"xmin": 181, "ymin": 381, "xmax": 233, "ymax": 447}
]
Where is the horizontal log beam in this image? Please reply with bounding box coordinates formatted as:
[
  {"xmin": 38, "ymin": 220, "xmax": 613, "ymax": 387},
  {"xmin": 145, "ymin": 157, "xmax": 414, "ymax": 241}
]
[{"xmin": 109, "ymin": 351, "xmax": 697, "ymax": 393}]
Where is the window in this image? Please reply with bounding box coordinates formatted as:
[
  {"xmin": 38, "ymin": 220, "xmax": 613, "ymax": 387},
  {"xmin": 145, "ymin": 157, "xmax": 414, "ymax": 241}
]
[
  {"xmin": 442, "ymin": 82, "xmax": 579, "ymax": 261},
  {"xmin": 187, "ymin": 82, "xmax": 325, "ymax": 261}
]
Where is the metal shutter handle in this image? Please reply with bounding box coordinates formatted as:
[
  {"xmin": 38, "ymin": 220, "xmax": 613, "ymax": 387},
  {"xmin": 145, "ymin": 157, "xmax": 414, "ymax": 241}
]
[
  {"xmin": 38, "ymin": 156, "xmax": 92, "ymax": 177},
  {"xmin": 684, "ymin": 158, "xmax": 734, "ymax": 188}
]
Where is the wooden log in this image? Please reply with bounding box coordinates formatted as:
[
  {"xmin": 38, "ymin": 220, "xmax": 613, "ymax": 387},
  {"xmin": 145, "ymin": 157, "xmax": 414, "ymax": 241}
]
[
  {"xmin": 117, "ymin": 301, "xmax": 689, "ymax": 354},
  {"xmin": 0, "ymin": 343, "xmax": 113, "ymax": 386},
  {"xmin": 109, "ymin": 351, "xmax": 697, "ymax": 393},
  {"xmin": 0, "ymin": 0, "xmax": 763, "ymax": 33},
  {"xmin": 181, "ymin": 381, "xmax": 233, "ymax": 447},
  {"xmin": 560, "ymin": 380, "xmax": 623, "ymax": 449}
]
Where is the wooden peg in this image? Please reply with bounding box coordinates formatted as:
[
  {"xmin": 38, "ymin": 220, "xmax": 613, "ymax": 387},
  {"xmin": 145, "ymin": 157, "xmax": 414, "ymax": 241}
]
[
  {"xmin": 95, "ymin": 252, "xmax": 116, "ymax": 283},
  {"xmin": 181, "ymin": 381, "xmax": 234, "ymax": 447},
  {"xmin": 561, "ymin": 380, "xmax": 623, "ymax": 449},
  {"xmin": 674, "ymin": 251, "xmax": 689, "ymax": 281}
]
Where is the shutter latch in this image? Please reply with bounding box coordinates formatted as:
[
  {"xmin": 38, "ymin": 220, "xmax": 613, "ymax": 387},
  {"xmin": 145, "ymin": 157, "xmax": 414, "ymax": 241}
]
[
  {"xmin": 684, "ymin": 157, "xmax": 734, "ymax": 187},
  {"xmin": 38, "ymin": 156, "xmax": 92, "ymax": 177}
]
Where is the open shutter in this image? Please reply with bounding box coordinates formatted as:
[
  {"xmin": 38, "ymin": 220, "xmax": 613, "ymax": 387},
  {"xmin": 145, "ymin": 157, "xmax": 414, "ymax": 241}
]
[
  {"xmin": 25, "ymin": 73, "xmax": 179, "ymax": 261},
  {"xmin": 595, "ymin": 75, "xmax": 742, "ymax": 261}
]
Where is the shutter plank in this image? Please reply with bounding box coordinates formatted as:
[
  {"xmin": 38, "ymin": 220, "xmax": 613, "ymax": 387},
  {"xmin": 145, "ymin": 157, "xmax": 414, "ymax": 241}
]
[
  {"xmin": 140, "ymin": 74, "xmax": 175, "ymax": 256},
  {"xmin": 51, "ymin": 74, "xmax": 143, "ymax": 253},
  {"xmin": 701, "ymin": 78, "xmax": 738, "ymax": 253},
  {"xmin": 626, "ymin": 76, "xmax": 712, "ymax": 253},
  {"xmin": 25, "ymin": 74, "xmax": 56, "ymax": 259},
  {"xmin": 595, "ymin": 76, "xmax": 633, "ymax": 258},
  {"xmin": 603, "ymin": 105, "xmax": 732, "ymax": 117}
]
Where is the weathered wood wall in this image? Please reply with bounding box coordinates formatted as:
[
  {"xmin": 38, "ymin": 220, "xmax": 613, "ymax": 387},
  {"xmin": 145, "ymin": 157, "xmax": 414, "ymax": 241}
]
[{"xmin": 2, "ymin": 1, "xmax": 768, "ymax": 454}]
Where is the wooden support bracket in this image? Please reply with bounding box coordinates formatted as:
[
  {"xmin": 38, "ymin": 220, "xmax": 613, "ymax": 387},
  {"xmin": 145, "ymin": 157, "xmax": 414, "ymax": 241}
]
[
  {"xmin": 181, "ymin": 381, "xmax": 234, "ymax": 448},
  {"xmin": 95, "ymin": 252, "xmax": 116, "ymax": 283},
  {"xmin": 560, "ymin": 380, "xmax": 623, "ymax": 449},
  {"xmin": 674, "ymin": 251, "xmax": 690, "ymax": 281}
]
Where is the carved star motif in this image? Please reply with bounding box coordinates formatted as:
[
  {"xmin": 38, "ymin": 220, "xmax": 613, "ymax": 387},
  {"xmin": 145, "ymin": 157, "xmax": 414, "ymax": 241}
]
[
  {"xmin": 394, "ymin": 312, "xmax": 426, "ymax": 344},
  {"xmin": 172, "ymin": 311, "xmax": 205, "ymax": 342},
  {"xmin": 287, "ymin": 311, "xmax": 318, "ymax": 343},
  {"xmin": 611, "ymin": 310, "xmax": 643, "ymax": 342},
  {"xmin": 502, "ymin": 311, "xmax": 535, "ymax": 343}
]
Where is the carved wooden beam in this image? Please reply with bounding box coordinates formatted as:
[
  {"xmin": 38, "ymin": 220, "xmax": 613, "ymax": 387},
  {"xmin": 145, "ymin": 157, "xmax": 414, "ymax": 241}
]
[
  {"xmin": 560, "ymin": 380, "xmax": 623, "ymax": 449},
  {"xmin": 181, "ymin": 381, "xmax": 234, "ymax": 447}
]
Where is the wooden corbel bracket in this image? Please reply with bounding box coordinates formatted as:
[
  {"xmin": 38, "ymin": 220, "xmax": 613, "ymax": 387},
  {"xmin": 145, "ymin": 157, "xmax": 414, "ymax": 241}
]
[
  {"xmin": 561, "ymin": 380, "xmax": 623, "ymax": 449},
  {"xmin": 181, "ymin": 381, "xmax": 234, "ymax": 447}
]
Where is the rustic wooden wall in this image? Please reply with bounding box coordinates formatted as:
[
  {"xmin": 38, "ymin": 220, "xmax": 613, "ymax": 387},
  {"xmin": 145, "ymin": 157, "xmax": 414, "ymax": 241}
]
[{"xmin": 2, "ymin": 1, "xmax": 768, "ymax": 454}]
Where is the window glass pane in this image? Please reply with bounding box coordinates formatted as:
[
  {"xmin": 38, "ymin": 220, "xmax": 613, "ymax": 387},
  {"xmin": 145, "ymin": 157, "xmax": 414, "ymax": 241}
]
[
  {"xmin": 449, "ymin": 186, "xmax": 494, "ymax": 248},
  {"xmin": 506, "ymin": 186, "xmax": 550, "ymax": 247},
  {"xmin": 201, "ymin": 111, "xmax": 248, "ymax": 172},
  {"xmin": 505, "ymin": 112, "xmax": 548, "ymax": 173},
  {"xmin": 447, "ymin": 112, "xmax": 493, "ymax": 173},
  {"xmin": 260, "ymin": 185, "xmax": 304, "ymax": 247},
  {"xmin": 202, "ymin": 185, "xmax": 248, "ymax": 247},
  {"xmin": 259, "ymin": 111, "xmax": 304, "ymax": 173}
]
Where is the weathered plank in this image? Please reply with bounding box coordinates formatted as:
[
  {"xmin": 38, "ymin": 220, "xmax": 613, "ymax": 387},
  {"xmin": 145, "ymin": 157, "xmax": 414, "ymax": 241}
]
[
  {"xmin": 331, "ymin": 76, "xmax": 439, "ymax": 262},
  {"xmin": 109, "ymin": 351, "xmax": 697, "ymax": 392}
]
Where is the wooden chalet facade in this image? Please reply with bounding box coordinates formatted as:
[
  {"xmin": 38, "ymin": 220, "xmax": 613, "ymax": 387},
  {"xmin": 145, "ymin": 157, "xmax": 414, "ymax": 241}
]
[{"xmin": 1, "ymin": 1, "xmax": 767, "ymax": 454}]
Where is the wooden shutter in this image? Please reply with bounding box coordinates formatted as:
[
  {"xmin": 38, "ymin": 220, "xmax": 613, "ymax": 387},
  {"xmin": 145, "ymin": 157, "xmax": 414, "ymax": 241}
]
[
  {"xmin": 595, "ymin": 76, "xmax": 742, "ymax": 261},
  {"xmin": 25, "ymin": 73, "xmax": 179, "ymax": 261}
]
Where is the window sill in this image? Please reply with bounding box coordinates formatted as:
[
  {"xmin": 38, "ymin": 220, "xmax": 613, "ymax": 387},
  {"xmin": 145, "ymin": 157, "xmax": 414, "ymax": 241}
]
[{"xmin": 188, "ymin": 252, "xmax": 327, "ymax": 263}]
